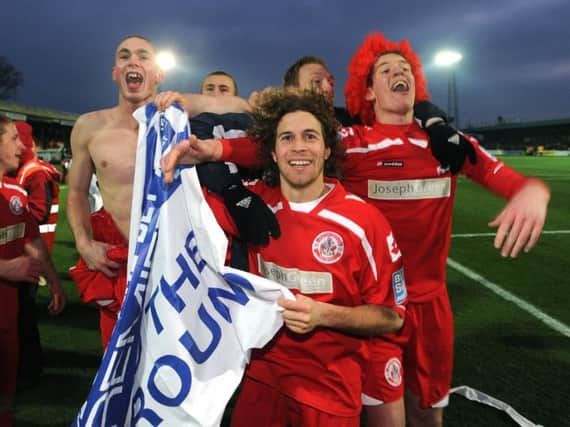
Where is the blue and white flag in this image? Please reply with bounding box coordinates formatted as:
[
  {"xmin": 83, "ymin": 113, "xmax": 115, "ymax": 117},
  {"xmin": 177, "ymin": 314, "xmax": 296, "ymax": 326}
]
[{"xmin": 74, "ymin": 104, "xmax": 292, "ymax": 427}]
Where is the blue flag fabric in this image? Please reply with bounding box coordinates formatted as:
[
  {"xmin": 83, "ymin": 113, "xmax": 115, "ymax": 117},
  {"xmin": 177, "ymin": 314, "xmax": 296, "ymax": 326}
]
[{"xmin": 73, "ymin": 104, "xmax": 292, "ymax": 427}]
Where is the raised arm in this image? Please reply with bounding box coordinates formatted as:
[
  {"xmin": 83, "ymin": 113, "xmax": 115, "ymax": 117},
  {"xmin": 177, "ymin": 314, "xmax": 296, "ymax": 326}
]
[
  {"xmin": 154, "ymin": 91, "xmax": 251, "ymax": 118},
  {"xmin": 161, "ymin": 135, "xmax": 223, "ymax": 183},
  {"xmin": 161, "ymin": 133, "xmax": 264, "ymax": 184},
  {"xmin": 184, "ymin": 93, "xmax": 252, "ymax": 117},
  {"xmin": 488, "ymin": 178, "xmax": 550, "ymax": 257},
  {"xmin": 459, "ymin": 136, "xmax": 551, "ymax": 258}
]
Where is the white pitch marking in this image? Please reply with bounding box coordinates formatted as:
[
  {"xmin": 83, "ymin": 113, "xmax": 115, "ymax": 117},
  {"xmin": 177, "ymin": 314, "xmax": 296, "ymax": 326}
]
[
  {"xmin": 447, "ymin": 257, "xmax": 570, "ymax": 338},
  {"xmin": 452, "ymin": 230, "xmax": 570, "ymax": 238}
]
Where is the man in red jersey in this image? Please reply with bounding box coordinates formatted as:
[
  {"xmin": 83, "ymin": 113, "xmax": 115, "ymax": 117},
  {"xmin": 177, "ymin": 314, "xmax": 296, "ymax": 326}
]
[
  {"xmin": 161, "ymin": 35, "xmax": 549, "ymax": 427},
  {"xmin": 0, "ymin": 115, "xmax": 66, "ymax": 427},
  {"xmin": 163, "ymin": 89, "xmax": 407, "ymax": 427},
  {"xmin": 13, "ymin": 121, "xmax": 61, "ymax": 387},
  {"xmin": 340, "ymin": 33, "xmax": 550, "ymax": 427}
]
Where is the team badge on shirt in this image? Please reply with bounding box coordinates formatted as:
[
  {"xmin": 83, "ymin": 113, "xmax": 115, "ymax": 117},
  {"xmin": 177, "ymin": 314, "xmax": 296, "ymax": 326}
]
[
  {"xmin": 312, "ymin": 231, "xmax": 344, "ymax": 264},
  {"xmin": 386, "ymin": 232, "xmax": 402, "ymax": 262},
  {"xmin": 9, "ymin": 195, "xmax": 24, "ymax": 215},
  {"xmin": 384, "ymin": 357, "xmax": 402, "ymax": 387}
]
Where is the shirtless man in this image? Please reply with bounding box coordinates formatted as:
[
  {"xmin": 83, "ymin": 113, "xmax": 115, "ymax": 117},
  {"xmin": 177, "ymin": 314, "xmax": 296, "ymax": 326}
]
[{"xmin": 67, "ymin": 35, "xmax": 251, "ymax": 348}]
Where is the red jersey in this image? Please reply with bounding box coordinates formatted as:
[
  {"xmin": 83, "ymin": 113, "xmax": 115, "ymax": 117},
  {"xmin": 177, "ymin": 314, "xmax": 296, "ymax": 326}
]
[
  {"xmin": 340, "ymin": 122, "xmax": 527, "ymax": 302},
  {"xmin": 69, "ymin": 208, "xmax": 128, "ymax": 349},
  {"xmin": 212, "ymin": 179, "xmax": 406, "ymax": 416},
  {"xmin": 0, "ymin": 177, "xmax": 40, "ymax": 326},
  {"xmin": 15, "ymin": 158, "xmax": 60, "ymax": 252}
]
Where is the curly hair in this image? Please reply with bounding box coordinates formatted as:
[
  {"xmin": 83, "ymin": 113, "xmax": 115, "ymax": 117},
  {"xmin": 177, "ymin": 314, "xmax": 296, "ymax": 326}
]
[
  {"xmin": 345, "ymin": 33, "xmax": 430, "ymax": 126},
  {"xmin": 248, "ymin": 87, "xmax": 344, "ymax": 187}
]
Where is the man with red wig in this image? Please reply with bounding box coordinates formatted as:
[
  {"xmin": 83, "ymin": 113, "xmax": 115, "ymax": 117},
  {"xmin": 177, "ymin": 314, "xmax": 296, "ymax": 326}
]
[
  {"xmin": 13, "ymin": 121, "xmax": 61, "ymax": 387},
  {"xmin": 159, "ymin": 34, "xmax": 549, "ymax": 426},
  {"xmin": 343, "ymin": 33, "xmax": 550, "ymax": 426}
]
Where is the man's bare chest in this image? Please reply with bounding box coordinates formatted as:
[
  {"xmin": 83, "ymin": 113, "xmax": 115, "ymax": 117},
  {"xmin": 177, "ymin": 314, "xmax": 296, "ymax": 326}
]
[{"xmin": 88, "ymin": 129, "xmax": 137, "ymax": 185}]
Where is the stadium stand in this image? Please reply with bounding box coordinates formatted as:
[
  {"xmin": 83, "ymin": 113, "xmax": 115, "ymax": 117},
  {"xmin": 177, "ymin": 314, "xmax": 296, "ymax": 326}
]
[
  {"xmin": 464, "ymin": 117, "xmax": 570, "ymax": 154},
  {"xmin": 0, "ymin": 101, "xmax": 78, "ymax": 161}
]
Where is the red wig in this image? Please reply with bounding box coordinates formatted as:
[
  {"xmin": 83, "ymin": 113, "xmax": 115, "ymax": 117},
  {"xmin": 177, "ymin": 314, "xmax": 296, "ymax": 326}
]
[
  {"xmin": 345, "ymin": 33, "xmax": 430, "ymax": 125},
  {"xmin": 15, "ymin": 121, "xmax": 35, "ymax": 163}
]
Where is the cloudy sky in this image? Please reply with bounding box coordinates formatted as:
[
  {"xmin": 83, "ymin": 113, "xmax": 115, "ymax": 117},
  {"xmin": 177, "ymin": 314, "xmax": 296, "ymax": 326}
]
[{"xmin": 2, "ymin": 0, "xmax": 568, "ymax": 126}]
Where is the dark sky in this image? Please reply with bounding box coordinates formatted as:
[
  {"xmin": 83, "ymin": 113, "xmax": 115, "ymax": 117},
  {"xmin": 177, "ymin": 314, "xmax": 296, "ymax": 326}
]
[{"xmin": 2, "ymin": 0, "xmax": 569, "ymax": 126}]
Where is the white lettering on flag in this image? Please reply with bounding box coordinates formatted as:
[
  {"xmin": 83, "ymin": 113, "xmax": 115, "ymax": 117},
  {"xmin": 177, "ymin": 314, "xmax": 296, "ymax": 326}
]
[{"xmin": 73, "ymin": 104, "xmax": 293, "ymax": 427}]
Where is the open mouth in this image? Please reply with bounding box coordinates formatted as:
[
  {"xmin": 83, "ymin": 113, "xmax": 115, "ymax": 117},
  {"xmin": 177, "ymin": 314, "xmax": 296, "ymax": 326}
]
[
  {"xmin": 288, "ymin": 160, "xmax": 312, "ymax": 170},
  {"xmin": 391, "ymin": 80, "xmax": 409, "ymax": 92},
  {"xmin": 126, "ymin": 72, "xmax": 144, "ymax": 91}
]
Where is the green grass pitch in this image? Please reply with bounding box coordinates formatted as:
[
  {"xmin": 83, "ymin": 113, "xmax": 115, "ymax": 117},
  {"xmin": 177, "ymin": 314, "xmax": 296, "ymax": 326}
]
[{"xmin": 14, "ymin": 156, "xmax": 570, "ymax": 426}]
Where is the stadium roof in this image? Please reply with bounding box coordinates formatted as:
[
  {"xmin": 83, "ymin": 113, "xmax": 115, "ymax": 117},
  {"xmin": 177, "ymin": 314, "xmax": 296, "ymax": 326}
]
[
  {"xmin": 0, "ymin": 100, "xmax": 79, "ymax": 126},
  {"xmin": 465, "ymin": 117, "xmax": 570, "ymax": 132}
]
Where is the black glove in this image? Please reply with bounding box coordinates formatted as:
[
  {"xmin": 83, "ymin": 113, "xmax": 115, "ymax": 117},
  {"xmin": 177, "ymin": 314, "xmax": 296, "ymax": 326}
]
[
  {"xmin": 222, "ymin": 184, "xmax": 281, "ymax": 246},
  {"xmin": 414, "ymin": 100, "xmax": 476, "ymax": 174},
  {"xmin": 425, "ymin": 122, "xmax": 477, "ymax": 174},
  {"xmin": 414, "ymin": 100, "xmax": 449, "ymax": 127},
  {"xmin": 197, "ymin": 162, "xmax": 237, "ymax": 194}
]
